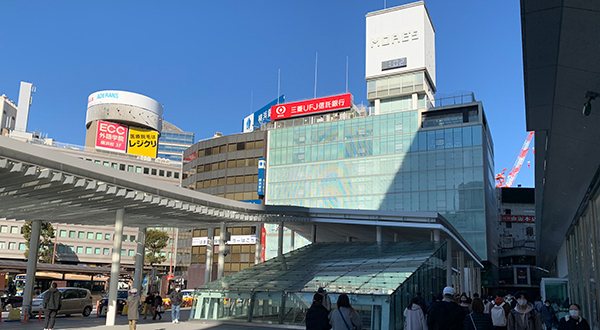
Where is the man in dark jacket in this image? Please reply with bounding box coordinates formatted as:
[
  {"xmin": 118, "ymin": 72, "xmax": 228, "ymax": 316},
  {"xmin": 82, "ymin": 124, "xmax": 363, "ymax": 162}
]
[
  {"xmin": 169, "ymin": 285, "xmax": 183, "ymax": 324},
  {"xmin": 43, "ymin": 283, "xmax": 62, "ymax": 330},
  {"xmin": 427, "ymin": 286, "xmax": 467, "ymax": 330},
  {"xmin": 306, "ymin": 293, "xmax": 331, "ymax": 330}
]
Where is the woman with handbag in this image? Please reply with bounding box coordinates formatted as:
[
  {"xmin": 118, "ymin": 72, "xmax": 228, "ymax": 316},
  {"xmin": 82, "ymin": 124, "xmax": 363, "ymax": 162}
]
[
  {"xmin": 152, "ymin": 294, "xmax": 163, "ymax": 320},
  {"xmin": 464, "ymin": 298, "xmax": 493, "ymax": 330},
  {"xmin": 329, "ymin": 294, "xmax": 362, "ymax": 330}
]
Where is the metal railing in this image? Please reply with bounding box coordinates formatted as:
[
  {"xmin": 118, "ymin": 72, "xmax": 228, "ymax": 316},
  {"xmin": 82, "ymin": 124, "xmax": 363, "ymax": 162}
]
[{"xmin": 434, "ymin": 92, "xmax": 476, "ymax": 107}]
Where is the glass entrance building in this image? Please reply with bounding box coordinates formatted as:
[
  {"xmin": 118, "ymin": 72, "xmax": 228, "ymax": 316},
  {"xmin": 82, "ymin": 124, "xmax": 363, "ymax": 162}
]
[{"xmin": 190, "ymin": 241, "xmax": 448, "ymax": 329}]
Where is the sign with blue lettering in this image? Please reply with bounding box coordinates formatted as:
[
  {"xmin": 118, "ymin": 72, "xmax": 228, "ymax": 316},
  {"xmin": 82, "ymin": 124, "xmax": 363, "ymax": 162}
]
[
  {"xmin": 242, "ymin": 95, "xmax": 285, "ymax": 132},
  {"xmin": 257, "ymin": 158, "xmax": 266, "ymax": 196}
]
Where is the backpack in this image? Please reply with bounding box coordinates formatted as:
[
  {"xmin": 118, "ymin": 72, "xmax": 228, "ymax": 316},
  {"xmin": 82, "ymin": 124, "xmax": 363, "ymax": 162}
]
[{"xmin": 491, "ymin": 302, "xmax": 507, "ymax": 327}]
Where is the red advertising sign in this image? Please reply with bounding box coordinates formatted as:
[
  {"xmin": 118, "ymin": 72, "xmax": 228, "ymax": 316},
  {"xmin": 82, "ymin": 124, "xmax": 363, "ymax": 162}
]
[
  {"xmin": 501, "ymin": 215, "xmax": 535, "ymax": 223},
  {"xmin": 270, "ymin": 93, "xmax": 352, "ymax": 120},
  {"xmin": 96, "ymin": 120, "xmax": 128, "ymax": 153}
]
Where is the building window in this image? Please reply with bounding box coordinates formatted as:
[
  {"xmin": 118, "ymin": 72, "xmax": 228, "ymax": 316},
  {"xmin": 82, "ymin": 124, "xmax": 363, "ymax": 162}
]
[
  {"xmin": 174, "ymin": 172, "xmax": 180, "ymax": 179},
  {"xmin": 77, "ymin": 246, "xmax": 84, "ymax": 253},
  {"xmin": 69, "ymin": 231, "xmax": 76, "ymax": 238},
  {"xmin": 94, "ymin": 248, "xmax": 101, "ymax": 255},
  {"xmin": 60, "ymin": 230, "xmax": 67, "ymax": 237},
  {"xmin": 0, "ymin": 242, "xmax": 5, "ymax": 249},
  {"xmin": 143, "ymin": 167, "xmax": 150, "ymax": 174},
  {"xmin": 505, "ymin": 209, "xmax": 512, "ymax": 215},
  {"xmin": 127, "ymin": 165, "xmax": 134, "ymax": 172},
  {"xmin": 86, "ymin": 247, "xmax": 92, "ymax": 254},
  {"xmin": 103, "ymin": 248, "xmax": 110, "ymax": 255},
  {"xmin": 151, "ymin": 168, "xmax": 157, "ymax": 175},
  {"xmin": 18, "ymin": 243, "xmax": 26, "ymax": 251},
  {"xmin": 105, "ymin": 234, "xmax": 111, "ymax": 240},
  {"xmin": 87, "ymin": 232, "xmax": 94, "ymax": 239},
  {"xmin": 112, "ymin": 163, "xmax": 118, "ymax": 169},
  {"xmin": 119, "ymin": 164, "xmax": 126, "ymax": 171},
  {"xmin": 9, "ymin": 242, "xmax": 16, "ymax": 250},
  {"xmin": 159, "ymin": 170, "xmax": 165, "ymax": 177},
  {"xmin": 506, "ymin": 222, "xmax": 512, "ymax": 229},
  {"xmin": 0, "ymin": 225, "xmax": 7, "ymax": 233},
  {"xmin": 136, "ymin": 166, "xmax": 142, "ymax": 173},
  {"xmin": 10, "ymin": 226, "xmax": 19, "ymax": 234},
  {"xmin": 167, "ymin": 171, "xmax": 172, "ymax": 178},
  {"xmin": 121, "ymin": 249, "xmax": 126, "ymax": 256},
  {"xmin": 94, "ymin": 160, "xmax": 101, "ymax": 164},
  {"xmin": 96, "ymin": 233, "xmax": 102, "ymax": 240},
  {"xmin": 128, "ymin": 250, "xmax": 135, "ymax": 257},
  {"xmin": 130, "ymin": 235, "xmax": 136, "ymax": 242},
  {"xmin": 168, "ymin": 252, "xmax": 172, "ymax": 259},
  {"xmin": 103, "ymin": 161, "xmax": 110, "ymax": 167}
]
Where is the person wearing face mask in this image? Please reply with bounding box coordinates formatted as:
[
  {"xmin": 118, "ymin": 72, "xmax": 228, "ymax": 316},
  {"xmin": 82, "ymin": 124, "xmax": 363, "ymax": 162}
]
[
  {"xmin": 169, "ymin": 285, "xmax": 183, "ymax": 324},
  {"xmin": 557, "ymin": 304, "xmax": 590, "ymax": 330},
  {"xmin": 507, "ymin": 291, "xmax": 542, "ymax": 330},
  {"xmin": 540, "ymin": 300, "xmax": 557, "ymax": 329},
  {"xmin": 459, "ymin": 293, "xmax": 472, "ymax": 313}
]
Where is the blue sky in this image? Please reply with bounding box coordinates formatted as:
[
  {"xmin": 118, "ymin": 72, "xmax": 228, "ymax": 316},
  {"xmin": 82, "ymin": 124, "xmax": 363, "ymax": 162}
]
[{"xmin": 0, "ymin": 0, "xmax": 534, "ymax": 187}]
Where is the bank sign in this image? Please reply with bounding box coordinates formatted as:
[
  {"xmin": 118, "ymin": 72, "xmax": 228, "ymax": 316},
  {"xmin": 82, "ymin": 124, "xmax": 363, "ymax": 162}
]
[
  {"xmin": 242, "ymin": 95, "xmax": 285, "ymax": 133},
  {"xmin": 270, "ymin": 93, "xmax": 352, "ymax": 120},
  {"xmin": 257, "ymin": 158, "xmax": 266, "ymax": 196}
]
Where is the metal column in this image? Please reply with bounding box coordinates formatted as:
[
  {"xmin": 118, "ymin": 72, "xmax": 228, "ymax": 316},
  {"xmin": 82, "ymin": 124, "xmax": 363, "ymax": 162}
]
[
  {"xmin": 217, "ymin": 223, "xmax": 226, "ymax": 279},
  {"xmin": 255, "ymin": 224, "xmax": 262, "ymax": 264},
  {"xmin": 133, "ymin": 227, "xmax": 146, "ymax": 293},
  {"xmin": 446, "ymin": 239, "xmax": 452, "ymax": 286},
  {"xmin": 205, "ymin": 227, "xmax": 214, "ymax": 284},
  {"xmin": 457, "ymin": 251, "xmax": 464, "ymax": 294},
  {"xmin": 290, "ymin": 230, "xmax": 295, "ymax": 250},
  {"xmin": 22, "ymin": 220, "xmax": 41, "ymax": 320},
  {"xmin": 311, "ymin": 224, "xmax": 317, "ymax": 243},
  {"xmin": 433, "ymin": 230, "xmax": 440, "ymax": 242},
  {"xmin": 277, "ymin": 222, "xmax": 284, "ymax": 257},
  {"xmin": 106, "ymin": 209, "xmax": 124, "ymax": 326},
  {"xmin": 376, "ymin": 226, "xmax": 382, "ymax": 243}
]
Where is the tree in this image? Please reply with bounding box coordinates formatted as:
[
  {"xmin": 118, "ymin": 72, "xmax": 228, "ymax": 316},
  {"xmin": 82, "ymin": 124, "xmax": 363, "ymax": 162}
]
[
  {"xmin": 144, "ymin": 229, "xmax": 169, "ymax": 266},
  {"xmin": 21, "ymin": 221, "xmax": 55, "ymax": 263}
]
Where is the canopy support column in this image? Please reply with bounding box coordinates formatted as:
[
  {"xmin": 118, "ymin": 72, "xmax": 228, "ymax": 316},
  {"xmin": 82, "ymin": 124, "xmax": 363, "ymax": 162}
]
[
  {"xmin": 133, "ymin": 227, "xmax": 146, "ymax": 294},
  {"xmin": 106, "ymin": 209, "xmax": 124, "ymax": 326},
  {"xmin": 22, "ymin": 220, "xmax": 41, "ymax": 320}
]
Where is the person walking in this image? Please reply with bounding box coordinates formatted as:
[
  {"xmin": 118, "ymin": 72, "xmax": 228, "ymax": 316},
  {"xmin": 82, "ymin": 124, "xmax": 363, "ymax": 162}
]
[
  {"xmin": 152, "ymin": 293, "xmax": 163, "ymax": 320},
  {"xmin": 464, "ymin": 298, "xmax": 493, "ymax": 330},
  {"xmin": 143, "ymin": 292, "xmax": 155, "ymax": 319},
  {"xmin": 43, "ymin": 282, "xmax": 62, "ymax": 330},
  {"xmin": 126, "ymin": 288, "xmax": 141, "ymax": 330},
  {"xmin": 427, "ymin": 286, "xmax": 466, "ymax": 330},
  {"xmin": 460, "ymin": 293, "xmax": 472, "ymax": 314},
  {"xmin": 491, "ymin": 291, "xmax": 511, "ymax": 330},
  {"xmin": 404, "ymin": 297, "xmax": 427, "ymax": 330},
  {"xmin": 415, "ymin": 292, "xmax": 428, "ymax": 315},
  {"xmin": 169, "ymin": 285, "xmax": 183, "ymax": 324},
  {"xmin": 540, "ymin": 300, "xmax": 557, "ymax": 330},
  {"xmin": 329, "ymin": 293, "xmax": 362, "ymax": 330},
  {"xmin": 507, "ymin": 291, "xmax": 542, "ymax": 330},
  {"xmin": 557, "ymin": 303, "xmax": 590, "ymax": 330},
  {"xmin": 306, "ymin": 293, "xmax": 331, "ymax": 330},
  {"xmin": 318, "ymin": 287, "xmax": 332, "ymax": 312}
]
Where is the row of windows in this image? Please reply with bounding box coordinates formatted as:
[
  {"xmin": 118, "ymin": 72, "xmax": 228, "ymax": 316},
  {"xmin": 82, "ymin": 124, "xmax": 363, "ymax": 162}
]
[
  {"xmin": 58, "ymin": 231, "xmax": 138, "ymax": 242},
  {"xmin": 367, "ymin": 72, "xmax": 426, "ymax": 99},
  {"xmin": 196, "ymin": 157, "xmax": 262, "ymax": 173},
  {"xmin": 196, "ymin": 140, "xmax": 264, "ymax": 157},
  {"xmin": 0, "ymin": 242, "xmax": 26, "ymax": 250},
  {"xmin": 159, "ymin": 132, "xmax": 195, "ymax": 144},
  {"xmin": 195, "ymin": 175, "xmax": 259, "ymax": 188},
  {"xmin": 54, "ymin": 245, "xmax": 172, "ymax": 258},
  {"xmin": 193, "ymin": 190, "xmax": 259, "ymax": 202},
  {"xmin": 0, "ymin": 225, "xmax": 20, "ymax": 234},
  {"xmin": 192, "ymin": 227, "xmax": 256, "ymax": 237},
  {"xmin": 83, "ymin": 158, "xmax": 180, "ymax": 179}
]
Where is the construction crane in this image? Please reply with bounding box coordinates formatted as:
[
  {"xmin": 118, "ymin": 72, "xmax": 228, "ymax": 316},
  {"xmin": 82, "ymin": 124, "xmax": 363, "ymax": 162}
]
[{"xmin": 495, "ymin": 131, "xmax": 534, "ymax": 188}]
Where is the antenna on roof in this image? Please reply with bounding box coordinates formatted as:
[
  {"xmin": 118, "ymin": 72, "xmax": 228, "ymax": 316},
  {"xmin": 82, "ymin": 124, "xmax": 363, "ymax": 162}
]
[
  {"xmin": 314, "ymin": 52, "xmax": 318, "ymax": 99},
  {"xmin": 277, "ymin": 69, "xmax": 281, "ymax": 104},
  {"xmin": 346, "ymin": 56, "xmax": 349, "ymax": 93}
]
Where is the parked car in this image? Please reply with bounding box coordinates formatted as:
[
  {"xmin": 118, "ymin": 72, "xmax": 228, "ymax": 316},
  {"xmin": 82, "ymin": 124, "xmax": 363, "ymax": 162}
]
[
  {"xmin": 1, "ymin": 289, "xmax": 23, "ymax": 312},
  {"xmin": 31, "ymin": 287, "xmax": 94, "ymax": 317},
  {"xmin": 98, "ymin": 290, "xmax": 129, "ymax": 315}
]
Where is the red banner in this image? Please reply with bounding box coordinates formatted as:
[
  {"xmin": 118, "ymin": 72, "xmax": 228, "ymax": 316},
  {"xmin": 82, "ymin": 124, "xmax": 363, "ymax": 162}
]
[
  {"xmin": 270, "ymin": 93, "xmax": 352, "ymax": 120},
  {"xmin": 95, "ymin": 121, "xmax": 128, "ymax": 153},
  {"xmin": 501, "ymin": 215, "xmax": 535, "ymax": 223},
  {"xmin": 261, "ymin": 227, "xmax": 266, "ymax": 263}
]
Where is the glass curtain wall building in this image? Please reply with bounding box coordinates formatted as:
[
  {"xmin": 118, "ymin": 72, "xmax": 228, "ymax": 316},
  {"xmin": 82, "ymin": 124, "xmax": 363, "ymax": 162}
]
[
  {"xmin": 190, "ymin": 241, "xmax": 447, "ymax": 330},
  {"xmin": 158, "ymin": 121, "xmax": 195, "ymax": 164}
]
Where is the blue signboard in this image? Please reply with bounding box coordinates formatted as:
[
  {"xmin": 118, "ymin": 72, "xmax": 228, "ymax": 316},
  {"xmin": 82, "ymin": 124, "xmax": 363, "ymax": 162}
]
[
  {"xmin": 257, "ymin": 158, "xmax": 266, "ymax": 196},
  {"xmin": 242, "ymin": 95, "xmax": 285, "ymax": 132}
]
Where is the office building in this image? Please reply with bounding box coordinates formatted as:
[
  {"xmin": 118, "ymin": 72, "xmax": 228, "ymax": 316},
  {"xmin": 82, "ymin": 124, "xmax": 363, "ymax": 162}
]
[
  {"xmin": 158, "ymin": 121, "xmax": 195, "ymax": 164},
  {"xmin": 0, "ymin": 94, "xmax": 17, "ymax": 135}
]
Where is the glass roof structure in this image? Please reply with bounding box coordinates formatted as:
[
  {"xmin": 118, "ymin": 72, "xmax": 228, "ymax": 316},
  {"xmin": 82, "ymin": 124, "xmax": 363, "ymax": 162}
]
[{"xmin": 201, "ymin": 241, "xmax": 443, "ymax": 295}]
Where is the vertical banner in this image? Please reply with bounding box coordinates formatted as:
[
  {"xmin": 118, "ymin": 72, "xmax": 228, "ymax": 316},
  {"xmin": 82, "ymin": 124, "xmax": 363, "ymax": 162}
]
[
  {"xmin": 261, "ymin": 227, "xmax": 266, "ymax": 263},
  {"xmin": 257, "ymin": 158, "xmax": 266, "ymax": 196}
]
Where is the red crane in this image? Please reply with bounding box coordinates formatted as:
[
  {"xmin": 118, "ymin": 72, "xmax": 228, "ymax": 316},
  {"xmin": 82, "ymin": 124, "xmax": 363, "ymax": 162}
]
[{"xmin": 495, "ymin": 131, "xmax": 534, "ymax": 188}]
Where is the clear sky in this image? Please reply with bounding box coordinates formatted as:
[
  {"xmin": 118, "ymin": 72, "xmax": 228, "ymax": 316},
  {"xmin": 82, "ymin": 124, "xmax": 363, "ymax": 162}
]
[{"xmin": 0, "ymin": 0, "xmax": 534, "ymax": 187}]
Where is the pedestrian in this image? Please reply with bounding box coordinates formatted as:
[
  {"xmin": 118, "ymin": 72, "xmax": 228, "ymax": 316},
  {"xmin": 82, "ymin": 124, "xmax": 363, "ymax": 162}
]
[
  {"xmin": 464, "ymin": 298, "xmax": 493, "ymax": 330},
  {"xmin": 329, "ymin": 293, "xmax": 362, "ymax": 330},
  {"xmin": 557, "ymin": 303, "xmax": 590, "ymax": 330},
  {"xmin": 126, "ymin": 288, "xmax": 141, "ymax": 330},
  {"xmin": 507, "ymin": 291, "xmax": 542, "ymax": 330},
  {"xmin": 427, "ymin": 286, "xmax": 466, "ymax": 330},
  {"xmin": 460, "ymin": 293, "xmax": 472, "ymax": 313},
  {"xmin": 415, "ymin": 292, "xmax": 428, "ymax": 315},
  {"xmin": 404, "ymin": 297, "xmax": 428, "ymax": 330},
  {"xmin": 540, "ymin": 300, "xmax": 557, "ymax": 329},
  {"xmin": 43, "ymin": 282, "xmax": 62, "ymax": 330},
  {"xmin": 318, "ymin": 287, "xmax": 332, "ymax": 312},
  {"xmin": 306, "ymin": 293, "xmax": 331, "ymax": 330},
  {"xmin": 491, "ymin": 291, "xmax": 511, "ymax": 330},
  {"xmin": 169, "ymin": 285, "xmax": 183, "ymax": 324},
  {"xmin": 152, "ymin": 293, "xmax": 163, "ymax": 320},
  {"xmin": 534, "ymin": 297, "xmax": 543, "ymax": 312},
  {"xmin": 143, "ymin": 292, "xmax": 155, "ymax": 319}
]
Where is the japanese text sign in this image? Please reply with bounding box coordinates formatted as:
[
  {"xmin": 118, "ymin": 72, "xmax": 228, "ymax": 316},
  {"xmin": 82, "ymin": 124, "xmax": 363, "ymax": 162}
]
[
  {"xmin": 501, "ymin": 215, "xmax": 535, "ymax": 223},
  {"xmin": 96, "ymin": 121, "xmax": 128, "ymax": 153},
  {"xmin": 127, "ymin": 126, "xmax": 158, "ymax": 158},
  {"xmin": 270, "ymin": 93, "xmax": 352, "ymax": 120}
]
